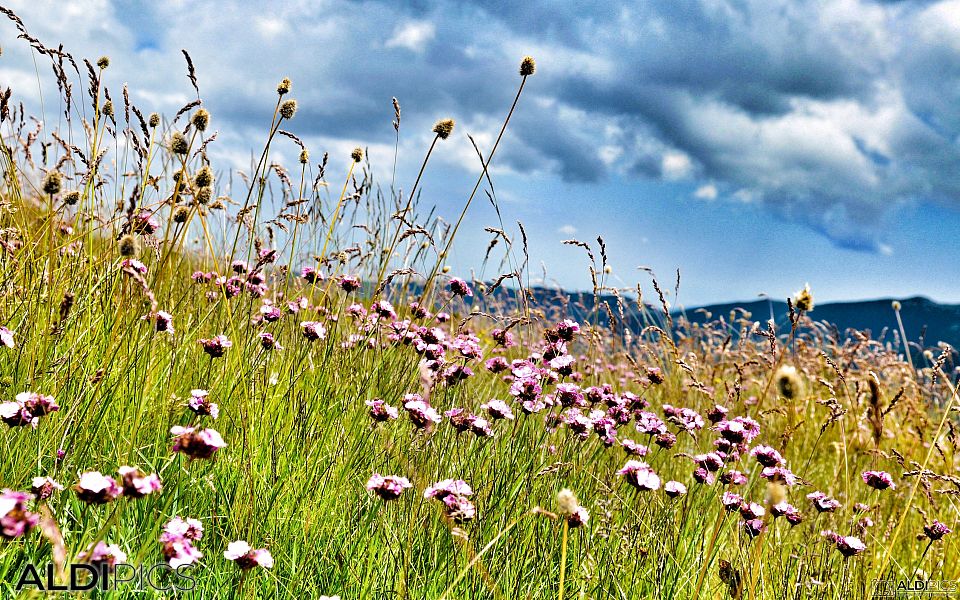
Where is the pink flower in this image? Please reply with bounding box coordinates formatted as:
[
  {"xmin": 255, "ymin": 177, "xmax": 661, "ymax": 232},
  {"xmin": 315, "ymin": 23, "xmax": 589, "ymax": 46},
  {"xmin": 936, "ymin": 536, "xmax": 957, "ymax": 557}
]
[
  {"xmin": 188, "ymin": 389, "xmax": 219, "ymax": 419},
  {"xmin": 923, "ymin": 520, "xmax": 951, "ymax": 541},
  {"xmin": 403, "ymin": 395, "xmax": 441, "ymax": 429},
  {"xmin": 258, "ymin": 331, "xmax": 282, "ymax": 350},
  {"xmin": 224, "ymin": 541, "xmax": 274, "ymax": 569},
  {"xmin": 807, "ymin": 491, "xmax": 841, "ymax": 513},
  {"xmin": 74, "ymin": 471, "xmax": 122, "ymax": 504},
  {"xmin": 481, "ymin": 399, "xmax": 514, "ymax": 420},
  {"xmin": 424, "ymin": 479, "xmax": 475, "ymax": 522},
  {"xmin": 0, "ymin": 490, "xmax": 39, "ymax": 539},
  {"xmin": 617, "ymin": 460, "xmax": 661, "ymax": 491},
  {"xmin": 300, "ymin": 321, "xmax": 327, "ymax": 341},
  {"xmin": 171, "ymin": 426, "xmax": 227, "ymax": 459},
  {"xmin": 160, "ymin": 517, "xmax": 203, "ymax": 568},
  {"xmin": 0, "ymin": 326, "xmax": 14, "ymax": 348},
  {"xmin": 366, "ymin": 398, "xmax": 399, "ymax": 422},
  {"xmin": 664, "ymin": 481, "xmax": 687, "ymax": 498},
  {"xmin": 365, "ymin": 474, "xmax": 412, "ymax": 501},
  {"xmin": 79, "ymin": 541, "xmax": 127, "ymax": 571},
  {"xmin": 339, "ymin": 275, "xmax": 361, "ymax": 293},
  {"xmin": 861, "ymin": 470, "xmax": 895, "ymax": 490},
  {"xmin": 448, "ymin": 277, "xmax": 472, "ymax": 297},
  {"xmin": 200, "ymin": 335, "xmax": 232, "ymax": 358},
  {"xmin": 30, "ymin": 476, "xmax": 63, "ymax": 500},
  {"xmin": 117, "ymin": 466, "xmax": 162, "ymax": 498}
]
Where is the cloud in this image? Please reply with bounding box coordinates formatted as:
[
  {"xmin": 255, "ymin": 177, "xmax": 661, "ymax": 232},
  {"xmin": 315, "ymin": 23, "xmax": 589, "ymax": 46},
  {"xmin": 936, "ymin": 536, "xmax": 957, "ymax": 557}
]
[
  {"xmin": 558, "ymin": 224, "xmax": 577, "ymax": 235},
  {"xmin": 385, "ymin": 21, "xmax": 436, "ymax": 52},
  {"xmin": 2, "ymin": 0, "xmax": 960, "ymax": 254}
]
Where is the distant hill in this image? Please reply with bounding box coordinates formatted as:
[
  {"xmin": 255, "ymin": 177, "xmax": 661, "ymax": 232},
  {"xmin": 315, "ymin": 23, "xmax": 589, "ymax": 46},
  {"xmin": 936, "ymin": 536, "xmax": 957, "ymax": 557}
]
[
  {"xmin": 479, "ymin": 286, "xmax": 960, "ymax": 351},
  {"xmin": 676, "ymin": 296, "xmax": 960, "ymax": 352}
]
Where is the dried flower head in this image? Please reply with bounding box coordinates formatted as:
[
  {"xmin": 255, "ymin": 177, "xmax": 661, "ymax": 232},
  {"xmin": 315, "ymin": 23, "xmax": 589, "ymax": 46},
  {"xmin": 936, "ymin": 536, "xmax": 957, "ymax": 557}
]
[
  {"xmin": 97, "ymin": 56, "xmax": 110, "ymax": 69},
  {"xmin": 351, "ymin": 147, "xmax": 364, "ymax": 163},
  {"xmin": 277, "ymin": 77, "xmax": 292, "ymax": 95},
  {"xmin": 299, "ymin": 149, "xmax": 309, "ymax": 164},
  {"xmin": 433, "ymin": 119, "xmax": 455, "ymax": 140},
  {"xmin": 172, "ymin": 206, "xmax": 190, "ymax": 223},
  {"xmin": 102, "ymin": 100, "xmax": 114, "ymax": 118},
  {"xmin": 63, "ymin": 190, "xmax": 80, "ymax": 206},
  {"xmin": 794, "ymin": 284, "xmax": 814, "ymax": 312},
  {"xmin": 775, "ymin": 365, "xmax": 802, "ymax": 400},
  {"xmin": 279, "ymin": 99, "xmax": 297, "ymax": 120},
  {"xmin": 194, "ymin": 165, "xmax": 214, "ymax": 188},
  {"xmin": 191, "ymin": 108, "xmax": 210, "ymax": 131},
  {"xmin": 42, "ymin": 171, "xmax": 62, "ymax": 196},
  {"xmin": 118, "ymin": 234, "xmax": 138, "ymax": 257},
  {"xmin": 149, "ymin": 113, "xmax": 160, "ymax": 128},
  {"xmin": 170, "ymin": 132, "xmax": 189, "ymax": 155},
  {"xmin": 519, "ymin": 56, "xmax": 536, "ymax": 76}
]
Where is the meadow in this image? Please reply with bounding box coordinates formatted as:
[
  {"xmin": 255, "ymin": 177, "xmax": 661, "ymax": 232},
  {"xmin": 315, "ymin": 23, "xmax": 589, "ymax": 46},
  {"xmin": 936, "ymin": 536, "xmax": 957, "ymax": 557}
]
[{"xmin": 0, "ymin": 8, "xmax": 958, "ymax": 598}]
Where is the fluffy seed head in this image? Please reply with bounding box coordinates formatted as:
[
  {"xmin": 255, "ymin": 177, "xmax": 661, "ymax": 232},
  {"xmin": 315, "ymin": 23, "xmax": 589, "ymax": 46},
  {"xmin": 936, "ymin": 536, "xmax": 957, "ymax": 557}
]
[
  {"xmin": 173, "ymin": 206, "xmax": 190, "ymax": 223},
  {"xmin": 351, "ymin": 147, "xmax": 364, "ymax": 163},
  {"xmin": 102, "ymin": 101, "xmax": 114, "ymax": 118},
  {"xmin": 97, "ymin": 56, "xmax": 110, "ymax": 69},
  {"xmin": 299, "ymin": 149, "xmax": 309, "ymax": 164},
  {"xmin": 118, "ymin": 234, "xmax": 138, "ymax": 257},
  {"xmin": 196, "ymin": 186, "xmax": 212, "ymax": 205},
  {"xmin": 433, "ymin": 119, "xmax": 455, "ymax": 140},
  {"xmin": 194, "ymin": 165, "xmax": 214, "ymax": 188},
  {"xmin": 279, "ymin": 99, "xmax": 297, "ymax": 120},
  {"xmin": 775, "ymin": 365, "xmax": 803, "ymax": 400},
  {"xmin": 170, "ymin": 132, "xmax": 189, "ymax": 155},
  {"xmin": 42, "ymin": 171, "xmax": 62, "ymax": 196},
  {"xmin": 191, "ymin": 108, "xmax": 210, "ymax": 132},
  {"xmin": 148, "ymin": 113, "xmax": 160, "ymax": 128},
  {"xmin": 556, "ymin": 488, "xmax": 579, "ymax": 515},
  {"xmin": 794, "ymin": 284, "xmax": 814, "ymax": 312},
  {"xmin": 520, "ymin": 56, "xmax": 536, "ymax": 76},
  {"xmin": 277, "ymin": 77, "xmax": 292, "ymax": 95},
  {"xmin": 63, "ymin": 190, "xmax": 81, "ymax": 206}
]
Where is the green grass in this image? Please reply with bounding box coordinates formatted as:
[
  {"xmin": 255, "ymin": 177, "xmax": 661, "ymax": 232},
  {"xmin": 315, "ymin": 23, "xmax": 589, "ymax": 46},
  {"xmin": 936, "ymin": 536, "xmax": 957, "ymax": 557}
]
[{"xmin": 0, "ymin": 11, "xmax": 958, "ymax": 598}]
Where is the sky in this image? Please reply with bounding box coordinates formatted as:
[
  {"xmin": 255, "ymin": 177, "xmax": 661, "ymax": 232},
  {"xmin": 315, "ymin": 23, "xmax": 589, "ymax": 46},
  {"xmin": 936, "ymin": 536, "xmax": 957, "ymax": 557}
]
[{"xmin": 2, "ymin": 0, "xmax": 960, "ymax": 307}]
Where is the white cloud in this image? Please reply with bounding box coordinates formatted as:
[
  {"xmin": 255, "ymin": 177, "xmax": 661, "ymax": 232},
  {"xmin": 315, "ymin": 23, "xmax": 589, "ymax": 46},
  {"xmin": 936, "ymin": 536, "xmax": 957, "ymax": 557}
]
[
  {"xmin": 661, "ymin": 151, "xmax": 692, "ymax": 180},
  {"xmin": 694, "ymin": 183, "xmax": 718, "ymax": 200},
  {"xmin": 385, "ymin": 21, "xmax": 436, "ymax": 52},
  {"xmin": 558, "ymin": 224, "xmax": 577, "ymax": 235}
]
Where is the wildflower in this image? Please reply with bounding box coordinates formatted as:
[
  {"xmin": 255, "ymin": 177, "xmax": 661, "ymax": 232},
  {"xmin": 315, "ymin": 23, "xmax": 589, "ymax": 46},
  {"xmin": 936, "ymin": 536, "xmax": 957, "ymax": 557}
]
[
  {"xmin": 794, "ymin": 284, "xmax": 814, "ymax": 312},
  {"xmin": 750, "ymin": 445, "xmax": 785, "ymax": 468},
  {"xmin": 118, "ymin": 234, "xmax": 138, "ymax": 257},
  {"xmin": 117, "ymin": 466, "xmax": 162, "ymax": 498},
  {"xmin": 693, "ymin": 468, "xmax": 715, "ymax": 485},
  {"xmin": 740, "ymin": 502, "xmax": 765, "ymax": 520},
  {"xmin": 760, "ymin": 467, "xmax": 798, "ymax": 486},
  {"xmin": 149, "ymin": 113, "xmax": 160, "ymax": 127},
  {"xmin": 339, "ymin": 275, "xmax": 361, "ymax": 293},
  {"xmin": 486, "ymin": 357, "xmax": 510, "ymax": 373},
  {"xmin": 655, "ymin": 432, "xmax": 677, "ymax": 449},
  {"xmin": 20, "ymin": 392, "xmax": 59, "ymax": 418},
  {"xmin": 664, "ymin": 481, "xmax": 687, "ymax": 498},
  {"xmin": 635, "ymin": 411, "xmax": 667, "ymax": 435},
  {"xmin": 743, "ymin": 519, "xmax": 765, "ymax": 538},
  {"xmin": 694, "ymin": 452, "xmax": 724, "ymax": 472},
  {"xmin": 97, "ymin": 56, "xmax": 110, "ymax": 69},
  {"xmin": 774, "ymin": 365, "xmax": 803, "ymax": 400},
  {"xmin": 720, "ymin": 470, "xmax": 749, "ymax": 486},
  {"xmin": 0, "ymin": 400, "xmax": 34, "ymax": 427},
  {"xmin": 160, "ymin": 517, "xmax": 203, "ymax": 568},
  {"xmin": 449, "ymin": 277, "xmax": 472, "ymax": 297},
  {"xmin": 821, "ymin": 531, "xmax": 865, "ymax": 557},
  {"xmin": 74, "ymin": 471, "xmax": 122, "ymax": 504},
  {"xmin": 721, "ymin": 492, "xmax": 743, "ymax": 511},
  {"xmin": 79, "ymin": 541, "xmax": 127, "ymax": 571},
  {"xmin": 351, "ymin": 147, "xmax": 364, "ymax": 162},
  {"xmin": 279, "ymin": 99, "xmax": 297, "ymax": 119},
  {"xmin": 556, "ymin": 488, "xmax": 589, "ymax": 527},
  {"xmin": 617, "ymin": 460, "xmax": 661, "ymax": 491},
  {"xmin": 807, "ymin": 491, "xmax": 841, "ymax": 513},
  {"xmin": 277, "ymin": 77, "xmax": 291, "ymax": 95},
  {"xmin": 154, "ymin": 310, "xmax": 175, "ymax": 334},
  {"xmin": 133, "ymin": 211, "xmax": 160, "ymax": 235},
  {"xmin": 519, "ymin": 55, "xmax": 536, "ymax": 76},
  {"xmin": 0, "ymin": 326, "xmax": 13, "ymax": 348},
  {"xmin": 433, "ymin": 119, "xmax": 455, "ymax": 139},
  {"xmin": 424, "ymin": 479, "xmax": 475, "ymax": 522},
  {"xmin": 481, "ymin": 399, "xmax": 514, "ymax": 420},
  {"xmin": 923, "ymin": 520, "xmax": 952, "ymax": 541},
  {"xmin": 224, "ymin": 541, "xmax": 274, "ymax": 569},
  {"xmin": 365, "ymin": 398, "xmax": 399, "ymax": 422},
  {"xmin": 258, "ymin": 331, "xmax": 282, "ymax": 350},
  {"xmin": 170, "ymin": 132, "xmax": 189, "ymax": 155},
  {"xmin": 190, "ymin": 108, "xmax": 210, "ymax": 132},
  {"xmin": 300, "ymin": 321, "xmax": 327, "ymax": 341},
  {"xmin": 64, "ymin": 190, "xmax": 80, "ymax": 205},
  {"xmin": 123, "ymin": 258, "xmax": 148, "ymax": 275},
  {"xmin": 366, "ymin": 474, "xmax": 412, "ymax": 501},
  {"xmin": 621, "ymin": 439, "xmax": 649, "ymax": 456},
  {"xmin": 171, "ymin": 426, "xmax": 227, "ymax": 459},
  {"xmin": 200, "ymin": 334, "xmax": 232, "ymax": 358},
  {"xmin": 861, "ymin": 470, "xmax": 896, "ymax": 491},
  {"xmin": 706, "ymin": 404, "xmax": 728, "ymax": 423},
  {"xmin": 403, "ymin": 395, "xmax": 441, "ymax": 428},
  {"xmin": 436, "ymin": 311, "xmax": 451, "ymax": 322},
  {"xmin": 0, "ymin": 490, "xmax": 39, "ymax": 539},
  {"xmin": 30, "ymin": 476, "xmax": 62, "ymax": 500}
]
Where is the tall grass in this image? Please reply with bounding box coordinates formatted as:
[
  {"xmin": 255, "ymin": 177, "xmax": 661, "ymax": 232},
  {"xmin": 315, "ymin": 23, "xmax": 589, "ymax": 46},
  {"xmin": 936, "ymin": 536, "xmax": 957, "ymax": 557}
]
[{"xmin": 0, "ymin": 9, "xmax": 957, "ymax": 599}]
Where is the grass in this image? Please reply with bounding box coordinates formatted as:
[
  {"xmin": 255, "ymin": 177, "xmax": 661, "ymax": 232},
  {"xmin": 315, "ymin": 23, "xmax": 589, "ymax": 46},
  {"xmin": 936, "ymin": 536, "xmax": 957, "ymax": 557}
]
[{"xmin": 0, "ymin": 8, "xmax": 958, "ymax": 599}]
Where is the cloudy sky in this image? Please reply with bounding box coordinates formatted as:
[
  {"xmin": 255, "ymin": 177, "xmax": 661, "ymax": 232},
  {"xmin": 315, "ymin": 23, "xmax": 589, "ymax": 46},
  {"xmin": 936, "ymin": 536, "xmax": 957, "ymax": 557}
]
[{"xmin": 3, "ymin": 0, "xmax": 960, "ymax": 306}]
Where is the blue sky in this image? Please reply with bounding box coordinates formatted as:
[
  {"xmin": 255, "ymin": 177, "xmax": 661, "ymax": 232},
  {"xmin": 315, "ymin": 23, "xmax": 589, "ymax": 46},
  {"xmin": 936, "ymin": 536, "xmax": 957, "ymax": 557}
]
[{"xmin": 2, "ymin": 0, "xmax": 960, "ymax": 306}]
